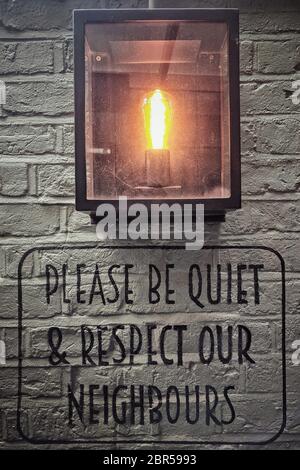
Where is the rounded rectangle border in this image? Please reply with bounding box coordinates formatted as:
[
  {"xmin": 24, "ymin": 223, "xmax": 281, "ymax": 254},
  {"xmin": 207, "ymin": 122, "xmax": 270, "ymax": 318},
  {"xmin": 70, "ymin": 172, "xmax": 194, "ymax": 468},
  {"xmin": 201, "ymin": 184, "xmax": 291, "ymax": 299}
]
[{"xmin": 17, "ymin": 245, "xmax": 286, "ymax": 446}]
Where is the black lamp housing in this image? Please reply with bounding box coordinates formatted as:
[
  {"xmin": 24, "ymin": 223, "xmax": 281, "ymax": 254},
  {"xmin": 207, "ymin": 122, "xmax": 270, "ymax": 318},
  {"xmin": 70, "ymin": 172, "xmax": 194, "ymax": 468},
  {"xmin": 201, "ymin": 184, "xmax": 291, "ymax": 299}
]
[{"xmin": 74, "ymin": 9, "xmax": 241, "ymax": 222}]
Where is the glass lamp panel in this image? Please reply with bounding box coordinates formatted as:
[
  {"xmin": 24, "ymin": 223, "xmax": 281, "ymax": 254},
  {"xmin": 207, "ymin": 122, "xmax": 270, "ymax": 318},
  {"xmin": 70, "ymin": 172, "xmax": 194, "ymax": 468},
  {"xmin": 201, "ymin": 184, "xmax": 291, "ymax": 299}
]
[{"xmin": 85, "ymin": 21, "xmax": 231, "ymax": 200}]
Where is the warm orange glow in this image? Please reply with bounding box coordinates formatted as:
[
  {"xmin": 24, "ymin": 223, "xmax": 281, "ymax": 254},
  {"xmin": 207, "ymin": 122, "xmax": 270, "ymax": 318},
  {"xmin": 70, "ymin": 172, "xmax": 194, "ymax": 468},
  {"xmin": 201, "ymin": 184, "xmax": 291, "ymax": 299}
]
[{"xmin": 143, "ymin": 89, "xmax": 171, "ymax": 150}]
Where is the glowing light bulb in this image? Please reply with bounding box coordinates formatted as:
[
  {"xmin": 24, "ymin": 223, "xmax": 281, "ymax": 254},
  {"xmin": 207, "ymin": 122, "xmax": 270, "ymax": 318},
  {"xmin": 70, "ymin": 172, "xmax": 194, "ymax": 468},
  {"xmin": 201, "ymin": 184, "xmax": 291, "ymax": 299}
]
[{"xmin": 143, "ymin": 89, "xmax": 171, "ymax": 150}]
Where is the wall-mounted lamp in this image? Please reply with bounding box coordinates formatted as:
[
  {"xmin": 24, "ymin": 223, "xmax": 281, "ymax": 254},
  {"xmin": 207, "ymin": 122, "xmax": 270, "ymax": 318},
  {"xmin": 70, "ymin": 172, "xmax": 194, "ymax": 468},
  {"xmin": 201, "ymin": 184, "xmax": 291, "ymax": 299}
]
[{"xmin": 74, "ymin": 9, "xmax": 241, "ymax": 222}]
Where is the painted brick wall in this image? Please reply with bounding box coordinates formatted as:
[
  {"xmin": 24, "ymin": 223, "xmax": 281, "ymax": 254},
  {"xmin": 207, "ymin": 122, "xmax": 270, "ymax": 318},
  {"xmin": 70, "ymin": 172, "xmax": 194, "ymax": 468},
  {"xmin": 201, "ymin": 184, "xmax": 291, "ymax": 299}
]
[{"xmin": 0, "ymin": 0, "xmax": 299, "ymax": 450}]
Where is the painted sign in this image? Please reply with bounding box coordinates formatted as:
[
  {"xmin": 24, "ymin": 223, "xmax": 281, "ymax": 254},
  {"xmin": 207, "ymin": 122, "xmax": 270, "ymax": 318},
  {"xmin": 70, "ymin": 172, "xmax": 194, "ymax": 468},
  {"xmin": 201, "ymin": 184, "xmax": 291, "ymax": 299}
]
[{"xmin": 17, "ymin": 245, "xmax": 286, "ymax": 445}]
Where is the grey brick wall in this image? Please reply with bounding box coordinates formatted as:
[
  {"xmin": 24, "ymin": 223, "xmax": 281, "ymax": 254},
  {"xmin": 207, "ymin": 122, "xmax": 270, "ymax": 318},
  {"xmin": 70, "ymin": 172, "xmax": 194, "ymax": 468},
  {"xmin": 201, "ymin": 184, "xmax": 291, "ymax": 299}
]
[{"xmin": 0, "ymin": 0, "xmax": 299, "ymax": 450}]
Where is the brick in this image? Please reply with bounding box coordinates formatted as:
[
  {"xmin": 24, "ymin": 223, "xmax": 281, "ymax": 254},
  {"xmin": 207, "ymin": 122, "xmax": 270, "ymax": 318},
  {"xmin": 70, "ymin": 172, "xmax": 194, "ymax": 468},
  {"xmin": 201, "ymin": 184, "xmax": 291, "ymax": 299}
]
[
  {"xmin": 22, "ymin": 284, "xmax": 62, "ymax": 319},
  {"xmin": 240, "ymin": 12, "xmax": 300, "ymax": 34},
  {"xmin": 240, "ymin": 41, "xmax": 254, "ymax": 75},
  {"xmin": 287, "ymin": 366, "xmax": 300, "ymax": 396},
  {"xmin": 223, "ymin": 397, "xmax": 283, "ymax": 434},
  {"xmin": 5, "ymin": 246, "xmax": 35, "ymax": 279},
  {"xmin": 117, "ymin": 422, "xmax": 159, "ymax": 439},
  {"xmin": 256, "ymin": 40, "xmax": 300, "ymax": 74},
  {"xmin": 0, "ymin": 247, "xmax": 5, "ymax": 277},
  {"xmin": 157, "ymin": 406, "xmax": 222, "ymax": 439},
  {"xmin": 0, "ymin": 0, "xmax": 106, "ymax": 31},
  {"xmin": 0, "ymin": 204, "xmax": 60, "ymax": 236},
  {"xmin": 4, "ymin": 409, "xmax": 29, "ymax": 442},
  {"xmin": 0, "ymin": 284, "xmax": 18, "ymax": 319},
  {"xmin": 3, "ymin": 328, "xmax": 19, "ymax": 359},
  {"xmin": 53, "ymin": 41, "xmax": 65, "ymax": 74},
  {"xmin": 256, "ymin": 118, "xmax": 300, "ymax": 154},
  {"xmin": 241, "ymin": 122, "xmax": 257, "ymax": 153},
  {"xmin": 0, "ymin": 368, "xmax": 18, "ymax": 398},
  {"xmin": 286, "ymin": 280, "xmax": 300, "ymax": 316},
  {"xmin": 29, "ymin": 405, "xmax": 115, "ymax": 440},
  {"xmin": 38, "ymin": 164, "xmax": 75, "ymax": 197},
  {"xmin": 66, "ymin": 207, "xmax": 91, "ymax": 232},
  {"xmin": 242, "ymin": 158, "xmax": 300, "ymax": 194},
  {"xmin": 241, "ymin": 81, "xmax": 298, "ymax": 116},
  {"xmin": 64, "ymin": 39, "xmax": 73, "ymax": 73},
  {"xmin": 23, "ymin": 367, "xmax": 64, "ymax": 398},
  {"xmin": 0, "ymin": 41, "xmax": 53, "ymax": 75},
  {"xmin": 222, "ymin": 201, "xmax": 300, "ymax": 235},
  {"xmin": 246, "ymin": 358, "xmax": 283, "ymax": 393},
  {"xmin": 152, "ymin": 363, "xmax": 245, "ymax": 394},
  {"xmin": 279, "ymin": 315, "xmax": 300, "ymax": 354},
  {"xmin": 237, "ymin": 322, "xmax": 272, "ymax": 354},
  {"xmin": 0, "ymin": 280, "xmax": 62, "ymax": 319},
  {"xmin": 0, "ymin": 124, "xmax": 56, "ymax": 155},
  {"xmin": 62, "ymin": 125, "xmax": 74, "ymax": 154},
  {"xmin": 3, "ymin": 81, "xmax": 73, "ymax": 116},
  {"xmin": 0, "ymin": 164, "xmax": 27, "ymax": 196},
  {"xmin": 241, "ymin": 122, "xmax": 256, "ymax": 153},
  {"xmin": 72, "ymin": 366, "xmax": 122, "ymax": 390},
  {"xmin": 286, "ymin": 400, "xmax": 300, "ymax": 434},
  {"xmin": 30, "ymin": 327, "xmax": 83, "ymax": 358}
]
